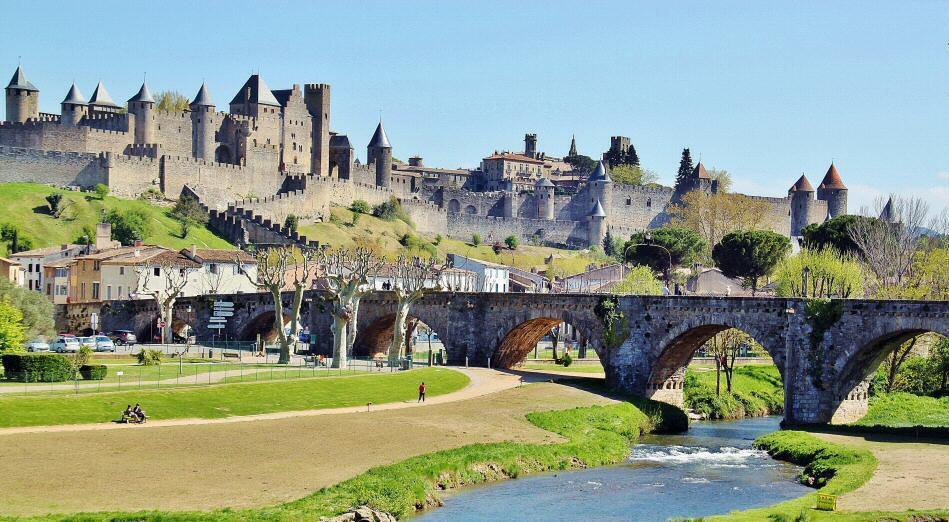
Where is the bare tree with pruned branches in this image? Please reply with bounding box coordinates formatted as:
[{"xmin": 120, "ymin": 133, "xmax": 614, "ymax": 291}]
[
  {"xmin": 386, "ymin": 254, "xmax": 446, "ymax": 366},
  {"xmin": 849, "ymin": 195, "xmax": 931, "ymax": 297},
  {"xmin": 136, "ymin": 254, "xmax": 195, "ymax": 344},
  {"xmin": 237, "ymin": 245, "xmax": 316, "ymax": 364},
  {"xmin": 318, "ymin": 247, "xmax": 385, "ymax": 368}
]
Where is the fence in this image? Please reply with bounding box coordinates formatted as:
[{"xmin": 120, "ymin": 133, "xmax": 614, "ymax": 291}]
[{"xmin": 0, "ymin": 354, "xmax": 435, "ymax": 397}]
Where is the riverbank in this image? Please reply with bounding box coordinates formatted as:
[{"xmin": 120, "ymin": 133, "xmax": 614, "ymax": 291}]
[{"xmin": 684, "ymin": 365, "xmax": 784, "ymax": 420}]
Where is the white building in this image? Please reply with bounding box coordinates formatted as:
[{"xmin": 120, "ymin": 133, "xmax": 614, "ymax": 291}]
[
  {"xmin": 447, "ymin": 254, "xmax": 510, "ymax": 293},
  {"xmin": 368, "ymin": 265, "xmax": 477, "ymax": 292}
]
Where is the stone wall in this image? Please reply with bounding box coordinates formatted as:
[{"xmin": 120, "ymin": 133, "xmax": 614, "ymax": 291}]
[
  {"xmin": 0, "ymin": 146, "xmax": 106, "ymax": 187},
  {"xmin": 153, "ymin": 111, "xmax": 194, "ymax": 158}
]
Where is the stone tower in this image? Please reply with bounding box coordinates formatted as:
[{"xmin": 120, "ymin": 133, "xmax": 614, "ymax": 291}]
[
  {"xmin": 127, "ymin": 82, "xmax": 156, "ymax": 144},
  {"xmin": 789, "ymin": 174, "xmax": 815, "ymax": 236},
  {"xmin": 5, "ymin": 66, "xmax": 39, "ymax": 123},
  {"xmin": 228, "ymin": 74, "xmax": 280, "ymax": 118},
  {"xmin": 60, "ymin": 83, "xmax": 87, "ymax": 127},
  {"xmin": 304, "ymin": 83, "xmax": 331, "ymax": 177},
  {"xmin": 588, "ymin": 161, "xmax": 613, "ymax": 219},
  {"xmin": 367, "ymin": 121, "xmax": 392, "ymax": 188},
  {"xmin": 816, "ymin": 162, "xmax": 848, "ymax": 218},
  {"xmin": 524, "ymin": 133, "xmax": 538, "ymax": 159},
  {"xmin": 588, "ymin": 199, "xmax": 607, "ymax": 247},
  {"xmin": 535, "ymin": 177, "xmax": 555, "ymax": 220},
  {"xmin": 189, "ymin": 82, "xmax": 216, "ymax": 161}
]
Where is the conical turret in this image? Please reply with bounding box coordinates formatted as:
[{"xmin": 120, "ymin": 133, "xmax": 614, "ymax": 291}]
[
  {"xmin": 816, "ymin": 162, "xmax": 848, "ymax": 218},
  {"xmin": 368, "ymin": 121, "xmax": 393, "ymax": 187},
  {"xmin": 5, "ymin": 65, "xmax": 39, "ymax": 122}
]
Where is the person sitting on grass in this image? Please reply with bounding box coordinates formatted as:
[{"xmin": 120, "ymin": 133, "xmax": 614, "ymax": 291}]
[{"xmin": 132, "ymin": 403, "xmax": 147, "ymax": 423}]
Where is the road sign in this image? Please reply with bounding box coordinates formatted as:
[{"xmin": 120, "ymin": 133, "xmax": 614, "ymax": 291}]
[
  {"xmin": 116, "ymin": 371, "xmax": 124, "ymax": 376},
  {"xmin": 158, "ymin": 320, "xmax": 166, "ymax": 328},
  {"xmin": 208, "ymin": 324, "xmax": 226, "ymax": 329},
  {"xmin": 213, "ymin": 311, "xmax": 234, "ymax": 317},
  {"xmin": 209, "ymin": 317, "xmax": 227, "ymax": 323},
  {"xmin": 90, "ymin": 313, "xmax": 99, "ymax": 331},
  {"xmin": 214, "ymin": 301, "xmax": 234, "ymax": 308}
]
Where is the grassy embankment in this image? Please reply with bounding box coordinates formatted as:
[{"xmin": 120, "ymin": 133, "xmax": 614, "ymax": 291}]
[
  {"xmin": 0, "ymin": 183, "xmax": 232, "ymax": 252},
  {"xmin": 685, "ymin": 365, "xmax": 784, "ymax": 419},
  {"xmin": 7, "ymin": 395, "xmax": 687, "ymax": 521},
  {"xmin": 707, "ymin": 430, "xmax": 949, "ymax": 521},
  {"xmin": 854, "ymin": 392, "xmax": 949, "ymax": 428},
  {"xmin": 0, "ymin": 367, "xmax": 467, "ymax": 428},
  {"xmin": 298, "ymin": 206, "xmax": 607, "ymax": 275}
]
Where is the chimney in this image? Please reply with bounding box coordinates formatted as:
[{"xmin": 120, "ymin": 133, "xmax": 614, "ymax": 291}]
[
  {"xmin": 134, "ymin": 239, "xmax": 143, "ymax": 247},
  {"xmin": 95, "ymin": 223, "xmax": 112, "ymax": 251},
  {"xmin": 190, "ymin": 244, "xmax": 197, "ymax": 258},
  {"xmin": 61, "ymin": 244, "xmax": 68, "ymax": 251}
]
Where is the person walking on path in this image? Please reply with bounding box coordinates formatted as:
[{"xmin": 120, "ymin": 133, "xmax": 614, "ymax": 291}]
[{"xmin": 418, "ymin": 381, "xmax": 426, "ymax": 403}]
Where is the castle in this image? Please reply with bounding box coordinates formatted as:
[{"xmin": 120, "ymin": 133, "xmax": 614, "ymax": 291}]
[{"xmin": 1, "ymin": 65, "xmax": 847, "ymax": 249}]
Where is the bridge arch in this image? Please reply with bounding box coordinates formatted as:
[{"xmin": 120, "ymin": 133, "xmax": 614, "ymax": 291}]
[
  {"xmin": 238, "ymin": 309, "xmax": 293, "ymax": 342},
  {"xmin": 646, "ymin": 314, "xmax": 787, "ymax": 408},
  {"xmin": 827, "ymin": 320, "xmax": 949, "ymax": 424},
  {"xmin": 353, "ymin": 313, "xmax": 445, "ymax": 360},
  {"xmin": 492, "ymin": 307, "xmax": 602, "ymax": 369}
]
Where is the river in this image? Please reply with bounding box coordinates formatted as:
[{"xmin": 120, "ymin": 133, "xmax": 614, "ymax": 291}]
[{"xmin": 414, "ymin": 416, "xmax": 810, "ymax": 521}]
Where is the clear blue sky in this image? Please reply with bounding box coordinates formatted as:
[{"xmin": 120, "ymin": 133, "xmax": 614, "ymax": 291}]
[{"xmin": 2, "ymin": 1, "xmax": 946, "ymax": 213}]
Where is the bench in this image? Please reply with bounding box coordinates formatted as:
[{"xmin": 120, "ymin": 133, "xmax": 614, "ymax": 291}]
[
  {"xmin": 222, "ymin": 352, "xmax": 241, "ymax": 359},
  {"xmin": 120, "ymin": 414, "xmax": 145, "ymax": 424}
]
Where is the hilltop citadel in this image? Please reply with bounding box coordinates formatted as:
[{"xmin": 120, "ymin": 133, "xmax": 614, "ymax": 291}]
[{"xmin": 1, "ymin": 65, "xmax": 848, "ymax": 249}]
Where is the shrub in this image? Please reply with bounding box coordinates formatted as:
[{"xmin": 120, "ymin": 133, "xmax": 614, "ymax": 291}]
[
  {"xmin": 562, "ymin": 352, "xmax": 573, "ymax": 367},
  {"xmin": 472, "ymin": 233, "xmax": 482, "ymax": 246},
  {"xmin": 136, "ymin": 349, "xmax": 163, "ymax": 366},
  {"xmin": 351, "ymin": 212, "xmax": 361, "ymax": 226},
  {"xmin": 106, "ymin": 209, "xmax": 151, "ymax": 245},
  {"xmin": 1, "ymin": 353, "xmax": 72, "ymax": 382},
  {"xmin": 79, "ymin": 364, "xmax": 108, "ymax": 380},
  {"xmin": 45, "ymin": 193, "xmax": 63, "ymax": 215},
  {"xmin": 372, "ymin": 197, "xmax": 414, "ymax": 226},
  {"xmin": 93, "ymin": 183, "xmax": 110, "ymax": 199},
  {"xmin": 284, "ymin": 214, "xmax": 300, "ymax": 234},
  {"xmin": 505, "ymin": 235, "xmax": 520, "ymax": 250},
  {"xmin": 433, "ymin": 234, "xmax": 443, "ymax": 246},
  {"xmin": 350, "ymin": 200, "xmax": 371, "ymax": 214}
]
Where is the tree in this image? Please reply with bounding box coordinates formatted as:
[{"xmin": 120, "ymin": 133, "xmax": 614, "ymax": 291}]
[
  {"xmin": 603, "ymin": 229, "xmax": 617, "ymax": 258},
  {"xmin": 94, "ymin": 183, "xmax": 110, "ymax": 200},
  {"xmin": 623, "ymin": 227, "xmax": 707, "ymax": 279},
  {"xmin": 170, "ymin": 195, "xmax": 208, "ymax": 238},
  {"xmin": 670, "ymin": 191, "xmax": 774, "ymax": 256},
  {"xmin": 773, "ymin": 249, "xmax": 865, "ymax": 298},
  {"xmin": 284, "ymin": 214, "xmax": 300, "ymax": 234},
  {"xmin": 154, "ymin": 90, "xmax": 190, "ymax": 112},
  {"xmin": 386, "ymin": 254, "xmax": 445, "ymax": 366},
  {"xmin": 238, "ymin": 245, "xmax": 316, "ymax": 364},
  {"xmin": 318, "ymin": 247, "xmax": 385, "ymax": 369},
  {"xmin": 45, "ymin": 194, "xmax": 64, "ymax": 217},
  {"xmin": 849, "ymin": 196, "xmax": 935, "ymax": 298},
  {"xmin": 135, "ymin": 253, "xmax": 196, "ymax": 345},
  {"xmin": 801, "ymin": 215, "xmax": 877, "ymax": 256},
  {"xmin": 350, "ymin": 200, "xmax": 371, "ymax": 214},
  {"xmin": 610, "ymin": 164, "xmax": 659, "ymax": 186},
  {"xmin": 106, "ymin": 209, "xmax": 151, "ymax": 245},
  {"xmin": 504, "ymin": 235, "xmax": 519, "ymax": 250},
  {"xmin": 0, "ymin": 299, "xmax": 26, "ymax": 353},
  {"xmin": 712, "ymin": 230, "xmax": 791, "ymax": 295},
  {"xmin": 674, "ymin": 148, "xmax": 694, "ymax": 192},
  {"xmin": 76, "ymin": 224, "xmax": 96, "ymax": 246},
  {"xmin": 1, "ymin": 224, "xmax": 33, "ymax": 255},
  {"xmin": 603, "ymin": 142, "xmax": 640, "ymax": 167},
  {"xmin": 564, "ymin": 154, "xmax": 597, "ymax": 173},
  {"xmin": 706, "ymin": 168, "xmax": 732, "ymax": 193},
  {"xmin": 611, "ymin": 265, "xmax": 663, "ymax": 295},
  {"xmin": 472, "ymin": 234, "xmax": 482, "ymax": 246},
  {"xmin": 0, "ymin": 278, "xmax": 55, "ymax": 339},
  {"xmin": 703, "ymin": 328, "xmax": 756, "ymax": 394}
]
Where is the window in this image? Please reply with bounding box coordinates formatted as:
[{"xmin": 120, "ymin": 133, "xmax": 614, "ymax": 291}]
[
  {"xmin": 106, "ymin": 286, "xmax": 112, "ymax": 300},
  {"xmin": 209, "ymin": 263, "xmax": 218, "ymax": 274},
  {"xmin": 118, "ymin": 286, "xmax": 123, "ymax": 298},
  {"xmin": 626, "ymin": 198, "xmax": 631, "ymax": 205},
  {"xmin": 94, "ymin": 261, "xmax": 100, "ymax": 271},
  {"xmin": 28, "ymin": 280, "xmax": 32, "ymax": 290},
  {"xmin": 120, "ymin": 266, "xmax": 125, "ymax": 275},
  {"xmin": 646, "ymin": 198, "xmax": 652, "ymax": 208},
  {"xmin": 153, "ymin": 267, "xmax": 160, "ymax": 277},
  {"xmin": 92, "ymin": 282, "xmax": 100, "ymax": 300}
]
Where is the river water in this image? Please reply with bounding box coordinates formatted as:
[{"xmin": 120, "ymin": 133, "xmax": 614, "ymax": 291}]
[{"xmin": 415, "ymin": 416, "xmax": 810, "ymax": 521}]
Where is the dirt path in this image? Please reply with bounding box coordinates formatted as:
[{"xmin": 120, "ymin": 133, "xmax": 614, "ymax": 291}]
[
  {"xmin": 813, "ymin": 432, "xmax": 949, "ymax": 511},
  {"xmin": 0, "ymin": 367, "xmax": 536, "ymax": 436},
  {"xmin": 0, "ymin": 376, "xmax": 613, "ymax": 516}
]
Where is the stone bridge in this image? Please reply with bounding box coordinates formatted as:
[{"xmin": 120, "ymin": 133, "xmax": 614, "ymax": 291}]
[{"xmin": 62, "ymin": 293, "xmax": 949, "ymax": 426}]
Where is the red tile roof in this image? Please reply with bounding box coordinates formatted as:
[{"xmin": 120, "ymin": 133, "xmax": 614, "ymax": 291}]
[
  {"xmin": 789, "ymin": 174, "xmax": 814, "ymax": 192},
  {"xmin": 818, "ymin": 163, "xmax": 847, "ymax": 190}
]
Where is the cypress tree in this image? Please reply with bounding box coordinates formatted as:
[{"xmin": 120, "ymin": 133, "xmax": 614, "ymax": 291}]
[
  {"xmin": 627, "ymin": 144, "xmax": 640, "ymax": 166},
  {"xmin": 675, "ymin": 148, "xmax": 694, "ymax": 192}
]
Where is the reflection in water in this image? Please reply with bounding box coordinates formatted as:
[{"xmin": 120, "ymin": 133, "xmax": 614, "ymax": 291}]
[{"xmin": 415, "ymin": 416, "xmax": 809, "ymax": 522}]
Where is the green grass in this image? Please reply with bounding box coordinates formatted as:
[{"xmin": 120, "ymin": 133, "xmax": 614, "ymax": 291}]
[
  {"xmin": 519, "ymin": 363, "xmax": 605, "ymax": 374},
  {"xmin": 298, "ymin": 206, "xmax": 609, "ymax": 275},
  {"xmin": 857, "ymin": 392, "xmax": 949, "ymax": 428},
  {"xmin": 0, "ymin": 183, "xmax": 232, "ymax": 252},
  {"xmin": 3, "ymin": 394, "xmax": 686, "ymax": 521},
  {"xmin": 684, "ymin": 365, "xmax": 784, "ymax": 419},
  {"xmin": 0, "ymin": 367, "xmax": 467, "ymax": 427}
]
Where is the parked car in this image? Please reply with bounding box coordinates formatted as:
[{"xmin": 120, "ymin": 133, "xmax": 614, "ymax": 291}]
[
  {"xmin": 110, "ymin": 330, "xmax": 137, "ymax": 346},
  {"xmin": 94, "ymin": 335, "xmax": 116, "ymax": 352},
  {"xmin": 51, "ymin": 336, "xmax": 80, "ymax": 353},
  {"xmin": 26, "ymin": 339, "xmax": 50, "ymax": 352},
  {"xmin": 77, "ymin": 336, "xmax": 97, "ymax": 350}
]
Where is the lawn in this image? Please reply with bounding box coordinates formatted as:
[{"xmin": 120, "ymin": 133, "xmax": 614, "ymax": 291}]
[
  {"xmin": 298, "ymin": 206, "xmax": 609, "ymax": 275},
  {"xmin": 0, "ymin": 367, "xmax": 468, "ymax": 427},
  {"xmin": 0, "ymin": 183, "xmax": 232, "ymax": 252},
  {"xmin": 685, "ymin": 364, "xmax": 785, "ymax": 419},
  {"xmin": 519, "ymin": 363, "xmax": 605, "ymax": 374},
  {"xmin": 855, "ymin": 392, "xmax": 949, "ymax": 428}
]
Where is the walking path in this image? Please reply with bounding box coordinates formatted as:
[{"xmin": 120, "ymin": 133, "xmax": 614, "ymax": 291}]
[
  {"xmin": 0, "ymin": 367, "xmax": 533, "ymax": 436},
  {"xmin": 813, "ymin": 432, "xmax": 949, "ymax": 511}
]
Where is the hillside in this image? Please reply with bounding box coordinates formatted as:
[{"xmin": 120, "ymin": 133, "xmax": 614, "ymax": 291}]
[
  {"xmin": 0, "ymin": 183, "xmax": 233, "ymax": 254},
  {"xmin": 298, "ymin": 207, "xmax": 609, "ymax": 275}
]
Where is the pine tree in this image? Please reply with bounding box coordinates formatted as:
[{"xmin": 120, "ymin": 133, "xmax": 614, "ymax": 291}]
[
  {"xmin": 627, "ymin": 144, "xmax": 640, "ymax": 166},
  {"xmin": 603, "ymin": 229, "xmax": 616, "ymax": 257},
  {"xmin": 675, "ymin": 148, "xmax": 694, "ymax": 192}
]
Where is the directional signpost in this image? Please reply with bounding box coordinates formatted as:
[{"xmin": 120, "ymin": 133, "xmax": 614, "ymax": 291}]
[{"xmin": 210, "ymin": 301, "xmax": 234, "ymax": 340}]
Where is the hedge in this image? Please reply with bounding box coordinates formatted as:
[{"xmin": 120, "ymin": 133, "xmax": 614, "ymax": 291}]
[
  {"xmin": 1, "ymin": 353, "xmax": 72, "ymax": 382},
  {"xmin": 79, "ymin": 364, "xmax": 108, "ymax": 381}
]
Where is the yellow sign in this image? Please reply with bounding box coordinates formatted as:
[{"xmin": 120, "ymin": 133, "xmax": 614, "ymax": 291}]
[{"xmin": 816, "ymin": 494, "xmax": 837, "ymax": 511}]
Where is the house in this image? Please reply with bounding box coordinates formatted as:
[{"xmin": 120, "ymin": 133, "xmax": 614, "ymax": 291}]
[
  {"xmin": 447, "ymin": 254, "xmax": 510, "ymax": 292},
  {"xmin": 367, "ymin": 265, "xmax": 477, "ymax": 292},
  {"xmin": 11, "ymin": 223, "xmax": 118, "ymax": 294},
  {"xmin": 0, "ymin": 256, "xmax": 24, "ymax": 287},
  {"xmin": 686, "ymin": 267, "xmax": 751, "ymax": 296},
  {"xmin": 507, "ymin": 265, "xmax": 550, "ymax": 293}
]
